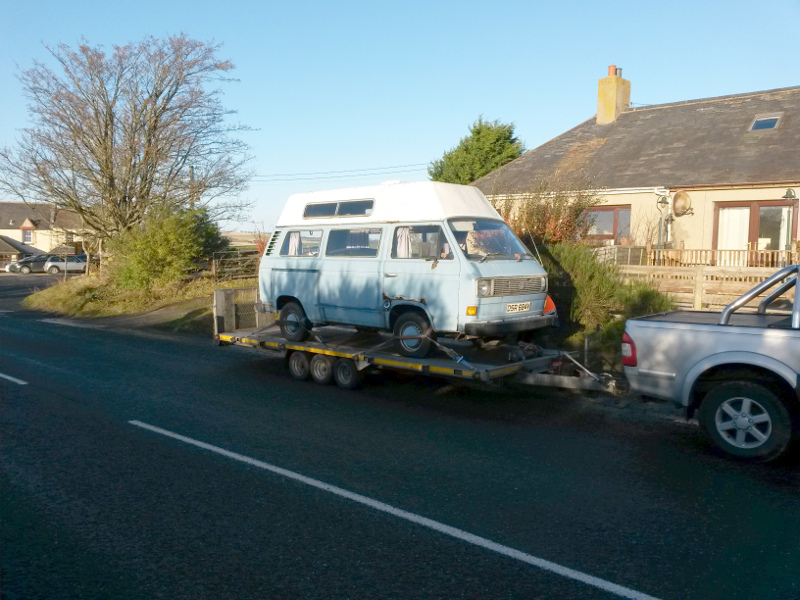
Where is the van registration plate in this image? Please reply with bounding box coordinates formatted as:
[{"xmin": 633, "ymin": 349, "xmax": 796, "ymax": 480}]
[{"xmin": 506, "ymin": 302, "xmax": 531, "ymax": 313}]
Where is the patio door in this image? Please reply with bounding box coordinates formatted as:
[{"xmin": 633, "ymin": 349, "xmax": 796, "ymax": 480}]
[
  {"xmin": 757, "ymin": 205, "xmax": 792, "ymax": 251},
  {"xmin": 715, "ymin": 200, "xmax": 797, "ymax": 266},
  {"xmin": 717, "ymin": 207, "xmax": 749, "ymax": 266}
]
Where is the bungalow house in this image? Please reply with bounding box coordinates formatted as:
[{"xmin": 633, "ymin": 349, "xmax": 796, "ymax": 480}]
[
  {"xmin": 473, "ymin": 67, "xmax": 800, "ymax": 267},
  {"xmin": 0, "ymin": 202, "xmax": 82, "ymax": 266}
]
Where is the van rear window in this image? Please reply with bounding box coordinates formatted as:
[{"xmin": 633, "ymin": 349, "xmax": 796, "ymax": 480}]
[{"xmin": 303, "ymin": 199, "xmax": 374, "ymax": 219}]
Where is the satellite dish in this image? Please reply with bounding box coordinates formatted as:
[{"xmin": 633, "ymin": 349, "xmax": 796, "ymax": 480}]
[{"xmin": 672, "ymin": 190, "xmax": 692, "ymax": 217}]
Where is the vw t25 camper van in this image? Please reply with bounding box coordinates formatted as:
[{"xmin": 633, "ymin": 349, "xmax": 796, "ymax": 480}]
[{"xmin": 259, "ymin": 181, "xmax": 554, "ymax": 357}]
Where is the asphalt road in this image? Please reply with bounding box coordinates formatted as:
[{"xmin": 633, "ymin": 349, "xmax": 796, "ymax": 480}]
[{"xmin": 1, "ymin": 273, "xmax": 799, "ymax": 599}]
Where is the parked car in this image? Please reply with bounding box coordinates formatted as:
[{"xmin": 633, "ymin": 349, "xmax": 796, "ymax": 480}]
[
  {"xmin": 44, "ymin": 255, "xmax": 87, "ymax": 274},
  {"xmin": 6, "ymin": 254, "xmax": 55, "ymax": 274}
]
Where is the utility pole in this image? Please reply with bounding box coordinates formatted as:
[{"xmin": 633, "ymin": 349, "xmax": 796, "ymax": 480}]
[{"xmin": 189, "ymin": 166, "xmax": 196, "ymax": 210}]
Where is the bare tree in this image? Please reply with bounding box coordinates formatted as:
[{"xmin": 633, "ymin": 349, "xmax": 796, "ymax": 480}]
[
  {"xmin": 491, "ymin": 175, "xmax": 603, "ymax": 246},
  {"xmin": 0, "ymin": 34, "xmax": 252, "ymax": 244}
]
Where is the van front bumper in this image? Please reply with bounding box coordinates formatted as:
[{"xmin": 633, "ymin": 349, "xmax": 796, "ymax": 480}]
[{"xmin": 464, "ymin": 313, "xmax": 556, "ymax": 336}]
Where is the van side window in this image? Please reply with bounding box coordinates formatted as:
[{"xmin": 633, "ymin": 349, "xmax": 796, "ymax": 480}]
[
  {"xmin": 303, "ymin": 199, "xmax": 374, "ymax": 219},
  {"xmin": 326, "ymin": 228, "xmax": 381, "ymax": 257},
  {"xmin": 391, "ymin": 225, "xmax": 452, "ymax": 260},
  {"xmin": 279, "ymin": 230, "xmax": 322, "ymax": 257}
]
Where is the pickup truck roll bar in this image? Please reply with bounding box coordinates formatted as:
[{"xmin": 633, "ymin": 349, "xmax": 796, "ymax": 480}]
[{"xmin": 719, "ymin": 264, "xmax": 800, "ymax": 329}]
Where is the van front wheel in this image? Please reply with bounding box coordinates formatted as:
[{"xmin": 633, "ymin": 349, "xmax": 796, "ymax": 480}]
[
  {"xmin": 280, "ymin": 302, "xmax": 311, "ymax": 342},
  {"xmin": 393, "ymin": 312, "xmax": 435, "ymax": 358}
]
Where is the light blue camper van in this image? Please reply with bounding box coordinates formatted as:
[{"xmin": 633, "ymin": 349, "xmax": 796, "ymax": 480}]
[{"xmin": 259, "ymin": 181, "xmax": 555, "ymax": 357}]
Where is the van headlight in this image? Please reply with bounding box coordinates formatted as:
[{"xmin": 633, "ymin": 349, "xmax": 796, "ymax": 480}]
[{"xmin": 476, "ymin": 278, "xmax": 492, "ymax": 297}]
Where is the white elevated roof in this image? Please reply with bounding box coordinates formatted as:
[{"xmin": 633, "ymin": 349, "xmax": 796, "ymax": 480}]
[{"xmin": 275, "ymin": 181, "xmax": 502, "ymax": 227}]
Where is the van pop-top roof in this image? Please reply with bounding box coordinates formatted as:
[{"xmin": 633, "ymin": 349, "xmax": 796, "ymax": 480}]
[{"xmin": 275, "ymin": 181, "xmax": 502, "ymax": 227}]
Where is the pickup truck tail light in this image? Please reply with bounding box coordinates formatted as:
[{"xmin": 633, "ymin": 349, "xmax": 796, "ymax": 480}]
[{"xmin": 621, "ymin": 332, "xmax": 637, "ymax": 367}]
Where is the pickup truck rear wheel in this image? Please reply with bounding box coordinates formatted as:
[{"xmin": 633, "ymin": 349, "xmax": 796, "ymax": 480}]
[{"xmin": 698, "ymin": 381, "xmax": 792, "ymax": 462}]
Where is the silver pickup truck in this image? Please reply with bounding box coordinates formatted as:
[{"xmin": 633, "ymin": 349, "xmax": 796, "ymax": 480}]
[{"xmin": 622, "ymin": 264, "xmax": 799, "ymax": 462}]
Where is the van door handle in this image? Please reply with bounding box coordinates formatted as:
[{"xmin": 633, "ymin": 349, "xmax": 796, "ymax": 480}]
[{"xmin": 384, "ymin": 272, "xmax": 397, "ymax": 278}]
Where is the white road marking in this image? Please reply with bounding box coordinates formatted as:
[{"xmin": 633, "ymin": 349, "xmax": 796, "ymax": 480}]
[
  {"xmin": 129, "ymin": 420, "xmax": 660, "ymax": 600},
  {"xmin": 0, "ymin": 371, "xmax": 28, "ymax": 385}
]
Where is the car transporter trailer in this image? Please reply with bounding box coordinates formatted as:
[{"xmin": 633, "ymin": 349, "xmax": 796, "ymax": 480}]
[{"xmin": 213, "ymin": 287, "xmax": 615, "ymax": 394}]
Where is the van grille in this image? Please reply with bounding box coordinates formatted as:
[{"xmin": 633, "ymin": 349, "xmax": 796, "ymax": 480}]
[{"xmin": 491, "ymin": 276, "xmax": 546, "ymax": 297}]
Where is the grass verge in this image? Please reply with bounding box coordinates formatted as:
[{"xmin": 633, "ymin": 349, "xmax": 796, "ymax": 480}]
[{"xmin": 23, "ymin": 274, "xmax": 258, "ymax": 333}]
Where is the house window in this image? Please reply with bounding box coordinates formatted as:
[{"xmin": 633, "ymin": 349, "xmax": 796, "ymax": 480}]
[
  {"xmin": 586, "ymin": 206, "xmax": 631, "ymax": 245},
  {"xmin": 749, "ymin": 114, "xmax": 782, "ymax": 131},
  {"xmin": 22, "ymin": 230, "xmax": 33, "ymax": 244}
]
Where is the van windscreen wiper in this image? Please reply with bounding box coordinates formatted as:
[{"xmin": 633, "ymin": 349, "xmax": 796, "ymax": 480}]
[{"xmin": 479, "ymin": 253, "xmax": 508, "ymax": 263}]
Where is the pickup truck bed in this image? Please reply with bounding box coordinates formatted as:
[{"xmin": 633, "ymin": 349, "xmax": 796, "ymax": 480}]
[{"xmin": 635, "ymin": 310, "xmax": 794, "ymax": 329}]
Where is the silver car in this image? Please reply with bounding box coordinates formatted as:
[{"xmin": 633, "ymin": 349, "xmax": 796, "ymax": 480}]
[{"xmin": 44, "ymin": 255, "xmax": 87, "ymax": 274}]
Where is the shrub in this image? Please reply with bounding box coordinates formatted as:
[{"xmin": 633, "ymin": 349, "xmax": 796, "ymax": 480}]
[
  {"xmin": 538, "ymin": 243, "xmax": 621, "ymax": 333},
  {"xmin": 532, "ymin": 242, "xmax": 675, "ymax": 370},
  {"xmin": 109, "ymin": 208, "xmax": 228, "ymax": 289}
]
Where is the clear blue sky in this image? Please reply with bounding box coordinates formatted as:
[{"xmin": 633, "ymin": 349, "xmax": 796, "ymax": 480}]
[{"xmin": 1, "ymin": 0, "xmax": 798, "ymax": 231}]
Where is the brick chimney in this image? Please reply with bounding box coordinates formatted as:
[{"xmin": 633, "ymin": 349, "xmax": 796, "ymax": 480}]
[{"xmin": 597, "ymin": 65, "xmax": 631, "ymax": 125}]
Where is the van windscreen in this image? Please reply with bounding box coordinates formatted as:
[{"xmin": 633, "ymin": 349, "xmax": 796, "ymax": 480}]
[{"xmin": 448, "ymin": 218, "xmax": 530, "ymax": 261}]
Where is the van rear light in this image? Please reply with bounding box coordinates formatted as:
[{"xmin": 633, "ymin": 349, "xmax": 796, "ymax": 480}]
[{"xmin": 621, "ymin": 332, "xmax": 637, "ymax": 367}]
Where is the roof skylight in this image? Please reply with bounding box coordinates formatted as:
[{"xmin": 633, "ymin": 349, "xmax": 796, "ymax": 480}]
[{"xmin": 749, "ymin": 115, "xmax": 782, "ymax": 131}]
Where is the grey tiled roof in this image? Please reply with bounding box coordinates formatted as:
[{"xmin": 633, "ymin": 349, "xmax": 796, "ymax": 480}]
[
  {"xmin": 0, "ymin": 202, "xmax": 82, "ymax": 230},
  {"xmin": 0, "ymin": 235, "xmax": 23, "ymax": 253},
  {"xmin": 473, "ymin": 86, "xmax": 800, "ymax": 195}
]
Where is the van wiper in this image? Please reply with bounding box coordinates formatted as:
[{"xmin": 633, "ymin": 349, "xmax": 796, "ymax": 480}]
[
  {"xmin": 479, "ymin": 253, "xmax": 507, "ymax": 263},
  {"xmin": 515, "ymin": 252, "xmax": 534, "ymax": 262}
]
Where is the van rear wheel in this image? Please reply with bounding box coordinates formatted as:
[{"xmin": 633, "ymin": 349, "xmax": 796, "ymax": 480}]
[
  {"xmin": 280, "ymin": 301, "xmax": 311, "ymax": 342},
  {"xmin": 393, "ymin": 312, "xmax": 435, "ymax": 358}
]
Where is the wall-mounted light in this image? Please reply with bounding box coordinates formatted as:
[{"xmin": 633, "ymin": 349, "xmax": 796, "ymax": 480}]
[
  {"xmin": 657, "ymin": 196, "xmax": 669, "ymax": 249},
  {"xmin": 782, "ymin": 188, "xmax": 796, "ymax": 200}
]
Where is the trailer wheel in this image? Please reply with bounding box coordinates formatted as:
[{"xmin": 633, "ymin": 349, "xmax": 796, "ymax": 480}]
[
  {"xmin": 333, "ymin": 358, "xmax": 362, "ymax": 390},
  {"xmin": 280, "ymin": 301, "xmax": 311, "ymax": 342},
  {"xmin": 310, "ymin": 354, "xmax": 334, "ymax": 385},
  {"xmin": 698, "ymin": 381, "xmax": 793, "ymax": 462},
  {"xmin": 393, "ymin": 312, "xmax": 435, "ymax": 358},
  {"xmin": 287, "ymin": 351, "xmax": 310, "ymax": 381}
]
